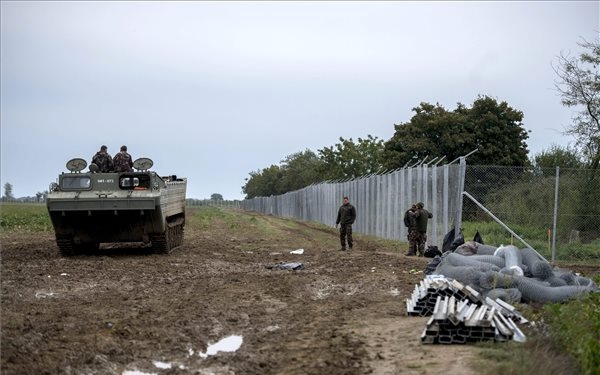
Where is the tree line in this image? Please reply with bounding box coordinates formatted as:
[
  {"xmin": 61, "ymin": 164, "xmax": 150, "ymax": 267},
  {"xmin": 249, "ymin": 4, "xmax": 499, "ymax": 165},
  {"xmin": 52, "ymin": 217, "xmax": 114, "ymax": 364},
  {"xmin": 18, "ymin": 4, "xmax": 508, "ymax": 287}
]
[
  {"xmin": 1, "ymin": 182, "xmax": 48, "ymax": 203},
  {"xmin": 242, "ymin": 38, "xmax": 599, "ymax": 199}
]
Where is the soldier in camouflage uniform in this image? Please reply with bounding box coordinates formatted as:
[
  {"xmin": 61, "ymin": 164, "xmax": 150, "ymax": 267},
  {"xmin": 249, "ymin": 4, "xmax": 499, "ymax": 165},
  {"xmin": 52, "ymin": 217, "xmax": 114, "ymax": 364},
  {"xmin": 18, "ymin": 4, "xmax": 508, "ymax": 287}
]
[
  {"xmin": 335, "ymin": 196, "xmax": 357, "ymax": 251},
  {"xmin": 91, "ymin": 145, "xmax": 114, "ymax": 173},
  {"xmin": 407, "ymin": 202, "xmax": 432, "ymax": 257},
  {"xmin": 404, "ymin": 204, "xmax": 417, "ymax": 255},
  {"xmin": 113, "ymin": 145, "xmax": 133, "ymax": 172}
]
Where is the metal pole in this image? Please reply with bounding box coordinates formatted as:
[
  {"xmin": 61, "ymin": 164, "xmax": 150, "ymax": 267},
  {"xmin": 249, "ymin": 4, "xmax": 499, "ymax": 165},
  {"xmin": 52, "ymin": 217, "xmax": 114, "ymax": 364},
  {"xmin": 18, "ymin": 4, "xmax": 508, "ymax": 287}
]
[
  {"xmin": 449, "ymin": 148, "xmax": 478, "ymax": 165},
  {"xmin": 455, "ymin": 157, "xmax": 466, "ymax": 234},
  {"xmin": 462, "ymin": 191, "xmax": 546, "ymax": 260},
  {"xmin": 552, "ymin": 167, "xmax": 560, "ymax": 262}
]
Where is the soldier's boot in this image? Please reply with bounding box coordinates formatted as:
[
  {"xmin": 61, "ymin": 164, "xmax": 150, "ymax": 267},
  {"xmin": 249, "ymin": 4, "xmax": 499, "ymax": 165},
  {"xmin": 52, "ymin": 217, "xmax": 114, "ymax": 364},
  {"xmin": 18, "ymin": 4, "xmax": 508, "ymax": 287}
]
[{"xmin": 406, "ymin": 243, "xmax": 416, "ymax": 256}]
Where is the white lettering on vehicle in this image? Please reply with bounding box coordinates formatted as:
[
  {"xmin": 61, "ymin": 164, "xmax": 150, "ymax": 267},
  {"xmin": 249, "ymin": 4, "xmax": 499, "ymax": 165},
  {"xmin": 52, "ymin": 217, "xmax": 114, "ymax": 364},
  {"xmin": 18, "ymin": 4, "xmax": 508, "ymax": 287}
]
[{"xmin": 97, "ymin": 179, "xmax": 115, "ymax": 183}]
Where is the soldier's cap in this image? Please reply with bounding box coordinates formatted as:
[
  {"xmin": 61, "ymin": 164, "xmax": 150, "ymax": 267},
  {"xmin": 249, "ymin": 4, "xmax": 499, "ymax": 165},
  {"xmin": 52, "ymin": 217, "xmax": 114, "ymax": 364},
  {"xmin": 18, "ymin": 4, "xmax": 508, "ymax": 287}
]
[
  {"xmin": 416, "ymin": 202, "xmax": 424, "ymax": 208},
  {"xmin": 101, "ymin": 145, "xmax": 108, "ymax": 150}
]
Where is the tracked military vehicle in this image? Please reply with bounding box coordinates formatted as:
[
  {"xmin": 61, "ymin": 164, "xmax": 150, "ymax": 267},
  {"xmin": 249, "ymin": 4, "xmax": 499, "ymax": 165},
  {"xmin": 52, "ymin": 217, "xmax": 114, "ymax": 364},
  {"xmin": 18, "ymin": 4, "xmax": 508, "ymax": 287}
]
[{"xmin": 46, "ymin": 157, "xmax": 186, "ymax": 255}]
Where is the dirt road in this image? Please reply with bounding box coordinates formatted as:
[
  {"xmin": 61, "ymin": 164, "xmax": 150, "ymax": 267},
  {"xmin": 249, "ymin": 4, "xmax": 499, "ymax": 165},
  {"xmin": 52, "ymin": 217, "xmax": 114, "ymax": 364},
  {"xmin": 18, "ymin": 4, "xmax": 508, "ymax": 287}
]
[{"xmin": 1, "ymin": 208, "xmax": 483, "ymax": 375}]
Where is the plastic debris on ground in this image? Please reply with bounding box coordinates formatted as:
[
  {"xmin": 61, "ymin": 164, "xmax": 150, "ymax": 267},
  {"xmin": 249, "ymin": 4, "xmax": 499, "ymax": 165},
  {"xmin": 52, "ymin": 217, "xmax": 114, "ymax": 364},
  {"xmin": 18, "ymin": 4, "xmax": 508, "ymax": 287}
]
[{"xmin": 265, "ymin": 262, "xmax": 305, "ymax": 270}]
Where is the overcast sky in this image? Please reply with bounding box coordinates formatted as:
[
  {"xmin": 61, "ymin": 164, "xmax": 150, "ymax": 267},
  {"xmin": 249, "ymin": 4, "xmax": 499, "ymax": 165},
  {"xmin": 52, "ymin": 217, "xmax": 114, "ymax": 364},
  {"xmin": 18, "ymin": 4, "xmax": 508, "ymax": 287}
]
[{"xmin": 1, "ymin": 1, "xmax": 598, "ymax": 200}]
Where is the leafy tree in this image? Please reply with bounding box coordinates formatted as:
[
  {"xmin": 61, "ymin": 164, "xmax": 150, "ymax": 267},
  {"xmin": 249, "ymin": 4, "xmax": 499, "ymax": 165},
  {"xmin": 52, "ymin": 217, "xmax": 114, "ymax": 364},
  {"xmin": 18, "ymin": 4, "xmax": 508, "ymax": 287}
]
[
  {"xmin": 531, "ymin": 144, "xmax": 584, "ymax": 169},
  {"xmin": 554, "ymin": 38, "xmax": 600, "ymax": 170},
  {"xmin": 242, "ymin": 165, "xmax": 284, "ymax": 199},
  {"xmin": 553, "ymin": 38, "xmax": 600, "ymax": 235},
  {"xmin": 3, "ymin": 182, "xmax": 14, "ymax": 201},
  {"xmin": 279, "ymin": 150, "xmax": 324, "ymax": 192},
  {"xmin": 459, "ymin": 96, "xmax": 529, "ymax": 166},
  {"xmin": 384, "ymin": 96, "xmax": 529, "ymax": 169},
  {"xmin": 242, "ymin": 150, "xmax": 327, "ymax": 198},
  {"xmin": 210, "ymin": 193, "xmax": 224, "ymax": 201},
  {"xmin": 383, "ymin": 103, "xmax": 468, "ymax": 169},
  {"xmin": 318, "ymin": 135, "xmax": 386, "ymax": 180}
]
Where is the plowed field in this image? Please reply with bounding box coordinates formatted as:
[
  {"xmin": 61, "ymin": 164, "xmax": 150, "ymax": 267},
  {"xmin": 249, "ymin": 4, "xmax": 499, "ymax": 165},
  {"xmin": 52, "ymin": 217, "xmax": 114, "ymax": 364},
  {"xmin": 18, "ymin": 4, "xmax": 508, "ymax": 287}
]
[{"xmin": 2, "ymin": 207, "xmax": 574, "ymax": 375}]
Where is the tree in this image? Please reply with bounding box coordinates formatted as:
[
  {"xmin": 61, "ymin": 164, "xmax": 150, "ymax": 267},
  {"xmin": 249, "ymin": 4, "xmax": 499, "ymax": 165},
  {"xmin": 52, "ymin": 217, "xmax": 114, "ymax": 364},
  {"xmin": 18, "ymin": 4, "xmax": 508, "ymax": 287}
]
[
  {"xmin": 554, "ymin": 38, "xmax": 600, "ymax": 170},
  {"xmin": 279, "ymin": 150, "xmax": 324, "ymax": 192},
  {"xmin": 531, "ymin": 144, "xmax": 584, "ymax": 169},
  {"xmin": 318, "ymin": 135, "xmax": 386, "ymax": 180},
  {"xmin": 3, "ymin": 182, "xmax": 14, "ymax": 201},
  {"xmin": 241, "ymin": 150, "xmax": 327, "ymax": 199},
  {"xmin": 210, "ymin": 193, "xmax": 224, "ymax": 201},
  {"xmin": 383, "ymin": 96, "xmax": 529, "ymax": 169},
  {"xmin": 459, "ymin": 96, "xmax": 529, "ymax": 166},
  {"xmin": 383, "ymin": 103, "xmax": 468, "ymax": 169},
  {"xmin": 242, "ymin": 165, "xmax": 284, "ymax": 199}
]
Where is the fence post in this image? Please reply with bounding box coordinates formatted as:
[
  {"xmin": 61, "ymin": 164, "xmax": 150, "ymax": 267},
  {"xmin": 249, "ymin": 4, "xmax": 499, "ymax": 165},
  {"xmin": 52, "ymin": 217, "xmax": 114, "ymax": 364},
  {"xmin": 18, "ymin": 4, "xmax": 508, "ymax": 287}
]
[
  {"xmin": 456, "ymin": 157, "xmax": 466, "ymax": 234},
  {"xmin": 552, "ymin": 166, "xmax": 560, "ymax": 262}
]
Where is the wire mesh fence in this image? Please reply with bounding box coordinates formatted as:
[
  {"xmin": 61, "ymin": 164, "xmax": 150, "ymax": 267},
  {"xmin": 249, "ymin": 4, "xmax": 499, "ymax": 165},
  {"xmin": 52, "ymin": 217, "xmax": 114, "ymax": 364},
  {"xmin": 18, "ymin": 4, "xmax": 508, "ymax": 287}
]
[
  {"xmin": 241, "ymin": 160, "xmax": 466, "ymax": 250},
  {"xmin": 240, "ymin": 161, "xmax": 599, "ymax": 262},
  {"xmin": 463, "ymin": 166, "xmax": 600, "ymax": 262}
]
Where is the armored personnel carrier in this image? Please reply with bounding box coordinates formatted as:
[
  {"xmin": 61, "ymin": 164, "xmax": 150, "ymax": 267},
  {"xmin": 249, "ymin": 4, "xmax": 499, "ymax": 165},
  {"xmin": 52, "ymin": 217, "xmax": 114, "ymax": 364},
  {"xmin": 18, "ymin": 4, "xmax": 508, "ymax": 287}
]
[{"xmin": 46, "ymin": 157, "xmax": 186, "ymax": 255}]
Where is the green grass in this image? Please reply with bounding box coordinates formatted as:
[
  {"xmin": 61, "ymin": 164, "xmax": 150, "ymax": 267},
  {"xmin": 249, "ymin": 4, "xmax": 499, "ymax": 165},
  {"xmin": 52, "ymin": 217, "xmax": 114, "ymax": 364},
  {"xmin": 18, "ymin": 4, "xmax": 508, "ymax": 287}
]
[
  {"xmin": 188, "ymin": 205, "xmax": 229, "ymax": 229},
  {"xmin": 188, "ymin": 206, "xmax": 273, "ymax": 234},
  {"xmin": 0, "ymin": 203, "xmax": 52, "ymax": 232},
  {"xmin": 461, "ymin": 220, "xmax": 600, "ymax": 261},
  {"xmin": 475, "ymin": 291, "xmax": 600, "ymax": 375},
  {"xmin": 543, "ymin": 292, "xmax": 600, "ymax": 375}
]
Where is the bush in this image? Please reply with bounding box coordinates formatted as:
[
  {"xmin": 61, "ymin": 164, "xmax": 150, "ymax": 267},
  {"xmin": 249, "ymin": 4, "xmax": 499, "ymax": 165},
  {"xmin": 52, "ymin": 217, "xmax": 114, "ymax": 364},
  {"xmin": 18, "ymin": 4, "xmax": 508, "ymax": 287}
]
[{"xmin": 543, "ymin": 292, "xmax": 600, "ymax": 375}]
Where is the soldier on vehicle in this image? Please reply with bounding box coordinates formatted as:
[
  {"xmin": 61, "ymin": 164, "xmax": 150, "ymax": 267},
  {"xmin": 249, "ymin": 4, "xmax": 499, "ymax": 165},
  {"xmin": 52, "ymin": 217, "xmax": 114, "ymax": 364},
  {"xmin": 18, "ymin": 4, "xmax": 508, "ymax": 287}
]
[
  {"xmin": 91, "ymin": 145, "xmax": 114, "ymax": 173},
  {"xmin": 406, "ymin": 202, "xmax": 432, "ymax": 257},
  {"xmin": 335, "ymin": 196, "xmax": 357, "ymax": 251},
  {"xmin": 113, "ymin": 145, "xmax": 133, "ymax": 172}
]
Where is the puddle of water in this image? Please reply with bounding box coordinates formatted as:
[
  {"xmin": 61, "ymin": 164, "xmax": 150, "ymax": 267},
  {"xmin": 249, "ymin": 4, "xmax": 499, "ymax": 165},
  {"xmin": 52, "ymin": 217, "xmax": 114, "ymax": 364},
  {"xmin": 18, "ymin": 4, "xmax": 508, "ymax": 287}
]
[
  {"xmin": 199, "ymin": 335, "xmax": 243, "ymax": 358},
  {"xmin": 265, "ymin": 325, "xmax": 280, "ymax": 332},
  {"xmin": 35, "ymin": 291, "xmax": 55, "ymax": 299},
  {"xmin": 152, "ymin": 361, "xmax": 171, "ymax": 369},
  {"xmin": 290, "ymin": 248, "xmax": 304, "ymax": 254},
  {"xmin": 122, "ymin": 370, "xmax": 157, "ymax": 375}
]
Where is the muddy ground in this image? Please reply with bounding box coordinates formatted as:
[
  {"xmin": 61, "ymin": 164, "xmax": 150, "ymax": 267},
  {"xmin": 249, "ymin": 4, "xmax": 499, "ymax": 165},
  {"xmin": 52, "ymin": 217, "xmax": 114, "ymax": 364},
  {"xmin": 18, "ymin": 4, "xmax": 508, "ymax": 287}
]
[{"xmin": 2, "ymin": 208, "xmax": 597, "ymax": 375}]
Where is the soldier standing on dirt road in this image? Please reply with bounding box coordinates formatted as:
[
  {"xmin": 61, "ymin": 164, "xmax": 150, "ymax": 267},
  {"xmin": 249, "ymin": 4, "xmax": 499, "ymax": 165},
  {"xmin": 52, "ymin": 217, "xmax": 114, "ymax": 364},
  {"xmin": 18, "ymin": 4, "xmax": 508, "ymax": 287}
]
[
  {"xmin": 403, "ymin": 204, "xmax": 417, "ymax": 255},
  {"xmin": 335, "ymin": 196, "xmax": 356, "ymax": 251},
  {"xmin": 407, "ymin": 202, "xmax": 432, "ymax": 256}
]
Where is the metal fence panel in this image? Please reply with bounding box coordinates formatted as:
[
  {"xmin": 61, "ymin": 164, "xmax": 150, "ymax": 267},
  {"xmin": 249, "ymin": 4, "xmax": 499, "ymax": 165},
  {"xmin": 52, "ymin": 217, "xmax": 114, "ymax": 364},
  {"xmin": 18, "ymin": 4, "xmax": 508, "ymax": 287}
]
[
  {"xmin": 463, "ymin": 166, "xmax": 600, "ymax": 261},
  {"xmin": 241, "ymin": 160, "xmax": 465, "ymax": 249}
]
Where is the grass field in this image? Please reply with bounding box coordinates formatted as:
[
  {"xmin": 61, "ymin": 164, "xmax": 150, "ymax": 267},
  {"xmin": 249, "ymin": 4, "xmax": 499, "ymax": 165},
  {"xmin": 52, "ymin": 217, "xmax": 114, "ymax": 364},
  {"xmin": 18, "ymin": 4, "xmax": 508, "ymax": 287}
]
[
  {"xmin": 460, "ymin": 220, "xmax": 600, "ymax": 261},
  {"xmin": 0, "ymin": 203, "xmax": 51, "ymax": 232}
]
